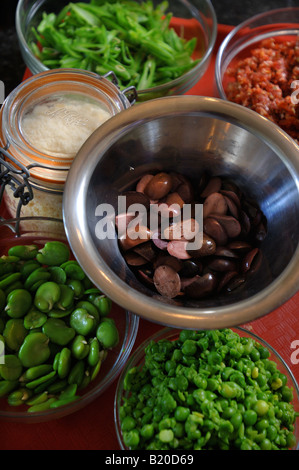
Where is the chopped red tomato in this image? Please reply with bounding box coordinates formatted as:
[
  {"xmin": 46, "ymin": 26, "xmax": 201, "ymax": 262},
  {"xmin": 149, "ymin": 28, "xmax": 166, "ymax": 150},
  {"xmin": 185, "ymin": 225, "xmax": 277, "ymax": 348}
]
[{"xmin": 225, "ymin": 38, "xmax": 299, "ymax": 143}]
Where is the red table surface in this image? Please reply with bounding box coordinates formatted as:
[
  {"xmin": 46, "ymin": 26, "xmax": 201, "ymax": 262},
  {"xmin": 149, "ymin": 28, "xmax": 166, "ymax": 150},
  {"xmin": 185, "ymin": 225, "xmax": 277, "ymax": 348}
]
[{"xmin": 2, "ymin": 24, "xmax": 299, "ymax": 451}]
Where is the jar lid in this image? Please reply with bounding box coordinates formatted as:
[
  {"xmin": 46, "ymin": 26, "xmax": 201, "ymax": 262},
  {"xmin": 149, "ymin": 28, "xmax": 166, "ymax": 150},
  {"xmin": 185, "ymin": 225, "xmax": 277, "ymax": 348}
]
[{"xmin": 0, "ymin": 69, "xmax": 136, "ymax": 184}]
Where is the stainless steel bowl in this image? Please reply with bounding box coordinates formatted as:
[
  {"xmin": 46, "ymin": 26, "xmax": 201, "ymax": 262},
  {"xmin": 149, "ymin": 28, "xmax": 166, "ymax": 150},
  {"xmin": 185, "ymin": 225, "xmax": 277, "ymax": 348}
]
[{"xmin": 63, "ymin": 96, "xmax": 299, "ymax": 329}]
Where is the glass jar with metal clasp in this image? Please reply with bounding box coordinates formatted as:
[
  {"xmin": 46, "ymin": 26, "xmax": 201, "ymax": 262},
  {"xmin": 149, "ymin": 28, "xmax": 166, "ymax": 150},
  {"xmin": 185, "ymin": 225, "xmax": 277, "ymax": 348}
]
[{"xmin": 0, "ymin": 68, "xmax": 137, "ymax": 223}]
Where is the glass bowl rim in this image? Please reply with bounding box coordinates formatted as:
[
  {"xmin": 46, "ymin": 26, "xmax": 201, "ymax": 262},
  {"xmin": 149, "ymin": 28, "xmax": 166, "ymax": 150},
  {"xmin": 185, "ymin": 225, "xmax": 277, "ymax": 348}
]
[
  {"xmin": 215, "ymin": 6, "xmax": 299, "ymax": 99},
  {"xmin": 15, "ymin": 0, "xmax": 218, "ymax": 96}
]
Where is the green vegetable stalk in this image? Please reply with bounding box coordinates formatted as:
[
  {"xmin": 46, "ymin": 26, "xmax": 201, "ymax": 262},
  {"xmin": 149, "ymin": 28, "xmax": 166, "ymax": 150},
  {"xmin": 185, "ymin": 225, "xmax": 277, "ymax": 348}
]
[{"xmin": 31, "ymin": 0, "xmax": 201, "ymax": 90}]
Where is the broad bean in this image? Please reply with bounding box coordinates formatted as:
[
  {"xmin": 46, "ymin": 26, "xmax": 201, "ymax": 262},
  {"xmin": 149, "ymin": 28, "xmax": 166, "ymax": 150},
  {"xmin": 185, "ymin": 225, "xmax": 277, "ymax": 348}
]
[{"xmin": 0, "ymin": 241, "xmax": 118, "ymax": 413}]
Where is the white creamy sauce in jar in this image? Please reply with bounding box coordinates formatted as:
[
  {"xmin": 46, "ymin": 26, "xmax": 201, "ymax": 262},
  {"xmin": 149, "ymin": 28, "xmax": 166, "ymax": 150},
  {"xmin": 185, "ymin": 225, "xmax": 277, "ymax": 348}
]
[{"xmin": 21, "ymin": 94, "xmax": 111, "ymax": 158}]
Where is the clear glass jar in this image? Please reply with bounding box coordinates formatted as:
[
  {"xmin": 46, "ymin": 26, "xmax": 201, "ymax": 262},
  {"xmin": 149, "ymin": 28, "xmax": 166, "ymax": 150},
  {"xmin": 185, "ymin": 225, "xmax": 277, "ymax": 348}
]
[{"xmin": 0, "ymin": 68, "xmax": 136, "ymax": 219}]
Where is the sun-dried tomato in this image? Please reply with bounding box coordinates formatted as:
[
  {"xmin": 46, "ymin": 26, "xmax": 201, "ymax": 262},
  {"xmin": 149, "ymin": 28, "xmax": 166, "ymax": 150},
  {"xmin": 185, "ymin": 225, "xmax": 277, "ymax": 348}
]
[{"xmin": 225, "ymin": 38, "xmax": 299, "ymax": 143}]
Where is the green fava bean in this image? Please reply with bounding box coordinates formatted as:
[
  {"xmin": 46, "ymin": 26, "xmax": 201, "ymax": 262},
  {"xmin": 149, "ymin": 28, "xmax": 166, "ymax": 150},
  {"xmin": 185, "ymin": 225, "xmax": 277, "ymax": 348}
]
[
  {"xmin": 61, "ymin": 261, "xmax": 85, "ymax": 281},
  {"xmin": 0, "ymin": 288, "xmax": 6, "ymax": 312},
  {"xmin": 3, "ymin": 319, "xmax": 28, "ymax": 351},
  {"xmin": 48, "ymin": 266, "xmax": 67, "ymax": 284},
  {"xmin": 55, "ymin": 284, "xmax": 74, "ymax": 310},
  {"xmin": 26, "ymin": 370, "xmax": 56, "ymax": 390},
  {"xmin": 26, "ymin": 391, "xmax": 49, "ymax": 406},
  {"xmin": 22, "ymin": 364, "xmax": 53, "ymax": 382},
  {"xmin": 8, "ymin": 245, "xmax": 38, "ymax": 260},
  {"xmin": 70, "ymin": 308, "xmax": 96, "ymax": 336},
  {"xmin": 71, "ymin": 335, "xmax": 90, "ymax": 360},
  {"xmin": 0, "ymin": 380, "xmax": 18, "ymax": 397},
  {"xmin": 50, "ymin": 396, "xmax": 79, "ymax": 408},
  {"xmin": 28, "ymin": 397, "xmax": 57, "ymax": 413},
  {"xmin": 57, "ymin": 347, "xmax": 71, "ymax": 379},
  {"xmin": 88, "ymin": 337, "xmax": 101, "ymax": 367},
  {"xmin": 5, "ymin": 289, "xmax": 32, "ymax": 318},
  {"xmin": 18, "ymin": 332, "xmax": 51, "ymax": 368},
  {"xmin": 24, "ymin": 309, "xmax": 47, "ymax": 330},
  {"xmin": 96, "ymin": 320, "xmax": 119, "ymax": 349},
  {"xmin": 0, "ymin": 355, "xmax": 23, "ymax": 380},
  {"xmin": 24, "ymin": 267, "xmax": 51, "ymax": 290},
  {"xmin": 88, "ymin": 294, "xmax": 112, "ymax": 317},
  {"xmin": 34, "ymin": 282, "xmax": 61, "ymax": 313},
  {"xmin": 68, "ymin": 360, "xmax": 85, "ymax": 387},
  {"xmin": 66, "ymin": 279, "xmax": 84, "ymax": 298},
  {"xmin": 4, "ymin": 281, "xmax": 24, "ymax": 297},
  {"xmin": 20, "ymin": 261, "xmax": 41, "ymax": 280},
  {"xmin": 76, "ymin": 300, "xmax": 100, "ymax": 324},
  {"xmin": 0, "ymin": 272, "xmax": 22, "ymax": 290},
  {"xmin": 36, "ymin": 241, "xmax": 70, "ymax": 266},
  {"xmin": 42, "ymin": 318, "xmax": 75, "ymax": 346},
  {"xmin": 8, "ymin": 388, "xmax": 32, "ymax": 406}
]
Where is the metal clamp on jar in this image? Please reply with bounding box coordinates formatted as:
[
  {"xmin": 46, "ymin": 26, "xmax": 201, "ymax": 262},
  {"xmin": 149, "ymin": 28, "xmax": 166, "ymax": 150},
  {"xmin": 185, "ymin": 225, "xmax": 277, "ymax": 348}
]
[{"xmin": 0, "ymin": 68, "xmax": 137, "ymax": 222}]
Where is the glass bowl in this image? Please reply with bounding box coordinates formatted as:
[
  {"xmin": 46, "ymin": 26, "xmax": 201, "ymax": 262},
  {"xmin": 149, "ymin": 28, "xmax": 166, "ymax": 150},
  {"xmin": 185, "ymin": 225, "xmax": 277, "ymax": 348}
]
[
  {"xmin": 16, "ymin": 0, "xmax": 217, "ymax": 101},
  {"xmin": 0, "ymin": 216, "xmax": 139, "ymax": 422},
  {"xmin": 215, "ymin": 7, "xmax": 299, "ymax": 142},
  {"xmin": 114, "ymin": 326, "xmax": 299, "ymax": 450}
]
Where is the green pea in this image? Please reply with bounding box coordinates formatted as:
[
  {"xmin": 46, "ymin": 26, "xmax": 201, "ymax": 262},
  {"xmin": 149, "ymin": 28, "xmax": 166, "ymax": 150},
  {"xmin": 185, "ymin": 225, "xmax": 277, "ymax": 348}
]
[
  {"xmin": 123, "ymin": 430, "xmax": 140, "ymax": 448},
  {"xmin": 243, "ymin": 409, "xmax": 258, "ymax": 426},
  {"xmin": 230, "ymin": 411, "xmax": 243, "ymax": 430},
  {"xmin": 121, "ymin": 416, "xmax": 136, "ymax": 432},
  {"xmin": 96, "ymin": 320, "xmax": 119, "ymax": 349},
  {"xmin": 3, "ymin": 319, "xmax": 28, "ymax": 351},
  {"xmin": 18, "ymin": 332, "xmax": 51, "ymax": 368},
  {"xmin": 254, "ymin": 399, "xmax": 269, "ymax": 416},
  {"xmin": 36, "ymin": 241, "xmax": 70, "ymax": 266},
  {"xmin": 5, "ymin": 289, "xmax": 32, "ymax": 319},
  {"xmin": 0, "ymin": 355, "xmax": 23, "ymax": 380},
  {"xmin": 174, "ymin": 406, "xmax": 190, "ymax": 422},
  {"xmin": 24, "ymin": 267, "xmax": 51, "ymax": 290},
  {"xmin": 87, "ymin": 337, "xmax": 100, "ymax": 367},
  {"xmin": 8, "ymin": 245, "xmax": 38, "ymax": 260},
  {"xmin": 42, "ymin": 318, "xmax": 75, "ymax": 346},
  {"xmin": 70, "ymin": 308, "xmax": 96, "ymax": 336},
  {"xmin": 57, "ymin": 347, "xmax": 72, "ymax": 379},
  {"xmin": 71, "ymin": 335, "xmax": 90, "ymax": 360},
  {"xmin": 140, "ymin": 424, "xmax": 154, "ymax": 440},
  {"xmin": 24, "ymin": 309, "xmax": 47, "ymax": 330},
  {"xmin": 34, "ymin": 282, "xmax": 61, "ymax": 313}
]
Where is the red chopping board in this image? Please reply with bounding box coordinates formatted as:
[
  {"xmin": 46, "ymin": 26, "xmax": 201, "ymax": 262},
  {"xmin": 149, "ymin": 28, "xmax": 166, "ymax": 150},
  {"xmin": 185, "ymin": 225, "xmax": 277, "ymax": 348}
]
[{"xmin": 1, "ymin": 23, "xmax": 299, "ymax": 451}]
